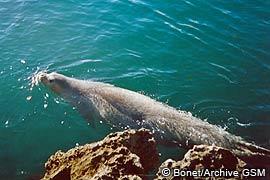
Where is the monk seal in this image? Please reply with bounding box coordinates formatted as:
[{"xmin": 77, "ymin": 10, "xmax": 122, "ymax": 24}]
[{"xmin": 38, "ymin": 72, "xmax": 270, "ymax": 163}]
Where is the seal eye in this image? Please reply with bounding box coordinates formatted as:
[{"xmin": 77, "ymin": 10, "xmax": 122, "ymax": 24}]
[{"xmin": 49, "ymin": 79, "xmax": 54, "ymax": 83}]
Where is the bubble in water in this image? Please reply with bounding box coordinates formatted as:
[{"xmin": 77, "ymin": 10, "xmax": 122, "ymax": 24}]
[
  {"xmin": 20, "ymin": 60, "xmax": 26, "ymax": 64},
  {"xmin": 26, "ymin": 96, "xmax": 32, "ymax": 101},
  {"xmin": 44, "ymin": 93, "xmax": 49, "ymax": 99},
  {"xmin": 54, "ymin": 98, "xmax": 60, "ymax": 104},
  {"xmin": 44, "ymin": 104, "xmax": 48, "ymax": 109}
]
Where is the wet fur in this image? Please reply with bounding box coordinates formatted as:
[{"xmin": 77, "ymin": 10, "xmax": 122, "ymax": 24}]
[{"xmin": 40, "ymin": 72, "xmax": 270, "ymax": 164}]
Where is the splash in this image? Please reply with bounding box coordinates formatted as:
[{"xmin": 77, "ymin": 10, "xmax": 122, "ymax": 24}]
[
  {"xmin": 24, "ymin": 68, "xmax": 47, "ymax": 102},
  {"xmin": 29, "ymin": 69, "xmax": 46, "ymax": 91}
]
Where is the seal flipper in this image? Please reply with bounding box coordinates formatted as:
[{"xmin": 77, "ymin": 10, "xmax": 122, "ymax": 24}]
[
  {"xmin": 69, "ymin": 95, "xmax": 101, "ymax": 129},
  {"xmin": 77, "ymin": 109, "xmax": 96, "ymax": 128},
  {"xmin": 68, "ymin": 104, "xmax": 95, "ymax": 128}
]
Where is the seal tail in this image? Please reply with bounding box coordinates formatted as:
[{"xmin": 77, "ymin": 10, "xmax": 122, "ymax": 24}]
[{"xmin": 233, "ymin": 140, "xmax": 270, "ymax": 168}]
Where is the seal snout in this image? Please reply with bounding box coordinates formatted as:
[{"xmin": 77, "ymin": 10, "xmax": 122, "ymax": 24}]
[{"xmin": 38, "ymin": 72, "xmax": 48, "ymax": 83}]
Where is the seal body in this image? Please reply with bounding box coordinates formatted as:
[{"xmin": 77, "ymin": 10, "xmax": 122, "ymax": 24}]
[{"xmin": 39, "ymin": 72, "xmax": 270, "ymax": 159}]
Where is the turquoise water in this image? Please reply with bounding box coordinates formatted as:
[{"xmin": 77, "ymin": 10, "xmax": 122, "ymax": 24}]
[{"xmin": 1, "ymin": 0, "xmax": 270, "ymax": 179}]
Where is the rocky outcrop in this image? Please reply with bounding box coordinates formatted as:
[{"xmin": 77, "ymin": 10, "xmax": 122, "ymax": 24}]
[
  {"xmin": 42, "ymin": 128, "xmax": 159, "ymax": 180},
  {"xmin": 155, "ymin": 145, "xmax": 270, "ymax": 180},
  {"xmin": 42, "ymin": 129, "xmax": 269, "ymax": 180}
]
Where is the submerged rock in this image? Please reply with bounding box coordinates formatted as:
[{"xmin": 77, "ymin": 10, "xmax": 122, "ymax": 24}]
[{"xmin": 42, "ymin": 128, "xmax": 159, "ymax": 180}]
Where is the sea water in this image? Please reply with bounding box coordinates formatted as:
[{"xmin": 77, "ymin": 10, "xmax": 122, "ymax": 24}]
[{"xmin": 0, "ymin": 0, "xmax": 270, "ymax": 179}]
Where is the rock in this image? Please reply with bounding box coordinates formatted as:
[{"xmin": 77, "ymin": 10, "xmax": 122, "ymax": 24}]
[
  {"xmin": 42, "ymin": 129, "xmax": 269, "ymax": 180},
  {"xmin": 155, "ymin": 145, "xmax": 247, "ymax": 180},
  {"xmin": 42, "ymin": 128, "xmax": 159, "ymax": 180}
]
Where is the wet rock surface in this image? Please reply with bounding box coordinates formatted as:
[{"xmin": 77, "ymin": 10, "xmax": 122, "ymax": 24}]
[{"xmin": 42, "ymin": 128, "xmax": 159, "ymax": 180}]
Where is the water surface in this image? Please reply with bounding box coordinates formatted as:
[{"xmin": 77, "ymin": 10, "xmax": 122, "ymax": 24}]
[{"xmin": 0, "ymin": 0, "xmax": 270, "ymax": 179}]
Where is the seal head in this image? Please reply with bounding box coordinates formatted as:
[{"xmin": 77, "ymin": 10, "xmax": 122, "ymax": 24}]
[
  {"xmin": 39, "ymin": 72, "xmax": 73, "ymax": 95},
  {"xmin": 38, "ymin": 72, "xmax": 103, "ymax": 127}
]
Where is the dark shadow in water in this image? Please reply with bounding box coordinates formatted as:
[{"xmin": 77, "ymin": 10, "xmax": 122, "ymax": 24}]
[
  {"xmin": 0, "ymin": 139, "xmax": 17, "ymax": 180},
  {"xmin": 236, "ymin": 124, "xmax": 270, "ymax": 149}
]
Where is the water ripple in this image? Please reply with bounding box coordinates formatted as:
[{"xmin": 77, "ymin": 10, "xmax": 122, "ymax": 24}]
[
  {"xmin": 177, "ymin": 22, "xmax": 200, "ymax": 32},
  {"xmin": 57, "ymin": 59, "xmax": 102, "ymax": 70},
  {"xmin": 154, "ymin": 9, "xmax": 173, "ymax": 20},
  {"xmin": 164, "ymin": 21, "xmax": 183, "ymax": 33},
  {"xmin": 183, "ymin": 0, "xmax": 194, "ymax": 7},
  {"xmin": 209, "ymin": 62, "xmax": 237, "ymax": 84},
  {"xmin": 209, "ymin": 62, "xmax": 232, "ymax": 73},
  {"xmin": 124, "ymin": 49, "xmax": 142, "ymax": 58},
  {"xmin": 1, "ymin": 0, "xmax": 270, "ymax": 179}
]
